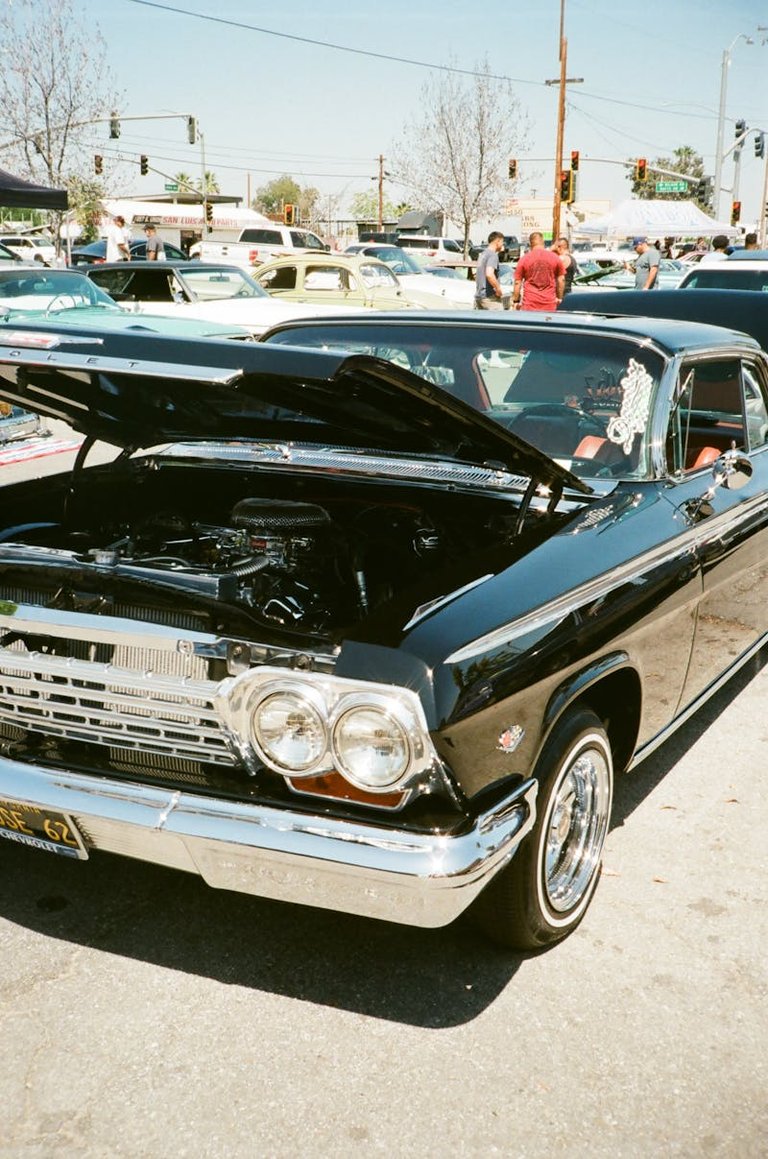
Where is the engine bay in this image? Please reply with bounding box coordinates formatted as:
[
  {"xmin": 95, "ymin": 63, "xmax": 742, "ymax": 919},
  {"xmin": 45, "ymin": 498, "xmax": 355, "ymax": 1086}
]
[{"xmin": 0, "ymin": 456, "xmax": 555, "ymax": 639}]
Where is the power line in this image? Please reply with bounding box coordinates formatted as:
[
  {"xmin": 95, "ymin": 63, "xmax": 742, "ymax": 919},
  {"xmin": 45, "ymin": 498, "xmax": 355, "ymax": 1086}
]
[{"xmin": 121, "ymin": 0, "xmax": 543, "ymax": 84}]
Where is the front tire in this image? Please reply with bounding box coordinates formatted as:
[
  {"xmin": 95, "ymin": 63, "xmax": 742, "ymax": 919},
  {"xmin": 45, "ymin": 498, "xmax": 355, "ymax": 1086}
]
[{"xmin": 473, "ymin": 708, "xmax": 613, "ymax": 951}]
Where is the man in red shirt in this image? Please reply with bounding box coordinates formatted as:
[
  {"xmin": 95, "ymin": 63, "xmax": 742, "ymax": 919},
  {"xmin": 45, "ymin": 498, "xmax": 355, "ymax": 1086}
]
[{"xmin": 512, "ymin": 232, "xmax": 565, "ymax": 311}]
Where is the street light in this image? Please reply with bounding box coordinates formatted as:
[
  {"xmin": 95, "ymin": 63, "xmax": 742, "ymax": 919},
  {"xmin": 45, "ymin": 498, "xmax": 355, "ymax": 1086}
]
[{"xmin": 713, "ymin": 33, "xmax": 754, "ymax": 220}]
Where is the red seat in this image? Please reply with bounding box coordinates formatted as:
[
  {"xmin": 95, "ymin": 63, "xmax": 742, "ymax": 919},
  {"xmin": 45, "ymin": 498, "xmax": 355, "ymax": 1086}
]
[
  {"xmin": 688, "ymin": 446, "xmax": 720, "ymax": 471},
  {"xmin": 573, "ymin": 435, "xmax": 606, "ymax": 459}
]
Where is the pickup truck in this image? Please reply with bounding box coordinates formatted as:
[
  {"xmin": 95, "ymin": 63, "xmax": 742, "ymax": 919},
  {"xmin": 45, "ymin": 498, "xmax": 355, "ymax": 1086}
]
[{"xmin": 192, "ymin": 225, "xmax": 329, "ymax": 269}]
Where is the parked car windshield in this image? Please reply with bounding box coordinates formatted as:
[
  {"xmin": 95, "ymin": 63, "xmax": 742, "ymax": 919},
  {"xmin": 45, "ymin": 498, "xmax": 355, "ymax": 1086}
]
[
  {"xmin": 289, "ymin": 230, "xmax": 326, "ymax": 250},
  {"xmin": 0, "ymin": 269, "xmax": 118, "ymax": 311},
  {"xmin": 351, "ymin": 246, "xmax": 425, "ymax": 276},
  {"xmin": 263, "ymin": 322, "xmax": 666, "ymax": 480},
  {"xmin": 179, "ymin": 266, "xmax": 270, "ymax": 300}
]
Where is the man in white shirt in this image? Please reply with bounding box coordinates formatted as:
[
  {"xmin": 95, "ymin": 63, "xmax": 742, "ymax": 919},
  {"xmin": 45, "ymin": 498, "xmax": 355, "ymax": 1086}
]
[
  {"xmin": 699, "ymin": 234, "xmax": 730, "ymax": 264},
  {"xmin": 105, "ymin": 216, "xmax": 131, "ymax": 262}
]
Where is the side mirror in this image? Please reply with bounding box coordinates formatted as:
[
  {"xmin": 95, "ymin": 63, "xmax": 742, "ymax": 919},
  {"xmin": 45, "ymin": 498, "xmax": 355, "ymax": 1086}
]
[{"xmin": 713, "ymin": 449, "xmax": 752, "ymax": 491}]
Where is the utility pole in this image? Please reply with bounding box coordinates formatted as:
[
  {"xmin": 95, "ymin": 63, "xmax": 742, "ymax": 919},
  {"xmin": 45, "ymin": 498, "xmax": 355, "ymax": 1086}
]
[
  {"xmin": 546, "ymin": 0, "xmax": 583, "ymax": 242},
  {"xmin": 377, "ymin": 154, "xmax": 385, "ymax": 230}
]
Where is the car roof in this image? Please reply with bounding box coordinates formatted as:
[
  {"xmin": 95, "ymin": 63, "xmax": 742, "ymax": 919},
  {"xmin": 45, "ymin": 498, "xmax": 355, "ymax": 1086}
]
[
  {"xmin": 259, "ymin": 308, "xmax": 760, "ymax": 357},
  {"xmin": 86, "ymin": 260, "xmax": 241, "ymax": 273},
  {"xmin": 257, "ymin": 252, "xmax": 387, "ymax": 266},
  {"xmin": 560, "ymin": 288, "xmax": 768, "ymax": 351}
]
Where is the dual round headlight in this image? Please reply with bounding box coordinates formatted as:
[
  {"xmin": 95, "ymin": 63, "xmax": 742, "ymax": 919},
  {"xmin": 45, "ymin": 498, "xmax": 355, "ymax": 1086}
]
[{"xmin": 250, "ymin": 687, "xmax": 412, "ymax": 790}]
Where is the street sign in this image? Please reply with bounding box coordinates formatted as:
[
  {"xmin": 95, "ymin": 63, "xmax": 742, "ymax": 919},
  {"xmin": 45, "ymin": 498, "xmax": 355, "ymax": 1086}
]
[
  {"xmin": 164, "ymin": 183, "xmax": 179, "ymax": 191},
  {"xmin": 655, "ymin": 180, "xmax": 688, "ymax": 193}
]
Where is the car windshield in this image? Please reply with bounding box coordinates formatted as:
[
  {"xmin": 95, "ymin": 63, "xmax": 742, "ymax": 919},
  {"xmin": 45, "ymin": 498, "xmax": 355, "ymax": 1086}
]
[
  {"xmin": 263, "ymin": 323, "xmax": 666, "ymax": 481},
  {"xmin": 358, "ymin": 262, "xmax": 399, "ymax": 288},
  {"xmin": 289, "ymin": 230, "xmax": 326, "ymax": 250},
  {"xmin": 180, "ymin": 266, "xmax": 269, "ymax": 300},
  {"xmin": 362, "ymin": 247, "xmax": 424, "ymax": 276},
  {"xmin": 0, "ymin": 270, "xmax": 118, "ymax": 312}
]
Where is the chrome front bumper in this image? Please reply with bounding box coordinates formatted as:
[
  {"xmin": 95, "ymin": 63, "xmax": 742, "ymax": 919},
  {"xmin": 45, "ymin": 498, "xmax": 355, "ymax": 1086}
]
[{"xmin": 0, "ymin": 756, "xmax": 537, "ymax": 928}]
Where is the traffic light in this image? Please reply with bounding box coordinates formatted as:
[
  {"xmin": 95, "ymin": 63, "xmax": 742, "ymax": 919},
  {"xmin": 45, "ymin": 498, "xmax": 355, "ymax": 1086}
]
[
  {"xmin": 94, "ymin": 154, "xmax": 103, "ymax": 176},
  {"xmin": 731, "ymin": 200, "xmax": 741, "ymax": 226},
  {"xmin": 695, "ymin": 176, "xmax": 711, "ymax": 202},
  {"xmin": 559, "ymin": 169, "xmax": 574, "ymax": 203},
  {"xmin": 735, "ymin": 118, "xmax": 747, "ymax": 140},
  {"xmin": 755, "ymin": 131, "xmax": 765, "ymax": 159},
  {"xmin": 508, "ymin": 158, "xmax": 518, "ymax": 180},
  {"xmin": 140, "ymin": 155, "xmax": 148, "ymax": 176},
  {"xmin": 570, "ymin": 150, "xmax": 579, "ymax": 171},
  {"xmin": 205, "ymin": 202, "xmax": 214, "ymax": 225},
  {"xmin": 635, "ymin": 157, "xmax": 647, "ymax": 182},
  {"xmin": 187, "ymin": 116, "xmax": 197, "ymax": 145},
  {"xmin": 109, "ymin": 113, "xmax": 120, "ymax": 139},
  {"xmin": 283, "ymin": 203, "xmax": 296, "ymax": 226}
]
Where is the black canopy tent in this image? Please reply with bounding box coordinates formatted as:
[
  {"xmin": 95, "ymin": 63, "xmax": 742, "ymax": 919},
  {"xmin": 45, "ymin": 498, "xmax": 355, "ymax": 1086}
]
[{"xmin": 0, "ymin": 167, "xmax": 68, "ymax": 210}]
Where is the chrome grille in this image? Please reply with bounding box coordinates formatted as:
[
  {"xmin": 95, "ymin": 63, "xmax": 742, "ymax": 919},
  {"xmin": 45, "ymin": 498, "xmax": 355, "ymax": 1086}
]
[{"xmin": 0, "ymin": 649, "xmax": 234, "ymax": 765}]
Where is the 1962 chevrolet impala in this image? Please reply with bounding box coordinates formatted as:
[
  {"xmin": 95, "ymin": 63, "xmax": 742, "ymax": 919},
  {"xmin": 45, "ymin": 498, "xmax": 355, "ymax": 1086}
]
[{"xmin": 0, "ymin": 311, "xmax": 765, "ymax": 950}]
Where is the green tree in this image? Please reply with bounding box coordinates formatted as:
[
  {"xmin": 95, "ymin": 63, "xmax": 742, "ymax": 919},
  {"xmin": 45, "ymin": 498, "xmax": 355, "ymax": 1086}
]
[
  {"xmin": 391, "ymin": 59, "xmax": 529, "ymax": 255},
  {"xmin": 173, "ymin": 172, "xmax": 198, "ymax": 195},
  {"xmin": 350, "ymin": 190, "xmax": 397, "ymax": 223},
  {"xmin": 65, "ymin": 175, "xmax": 103, "ymax": 243},
  {"xmin": 628, "ymin": 145, "xmax": 708, "ymax": 209},
  {"xmin": 253, "ymin": 175, "xmax": 319, "ymax": 225},
  {"xmin": 253, "ymin": 175, "xmax": 302, "ymax": 216}
]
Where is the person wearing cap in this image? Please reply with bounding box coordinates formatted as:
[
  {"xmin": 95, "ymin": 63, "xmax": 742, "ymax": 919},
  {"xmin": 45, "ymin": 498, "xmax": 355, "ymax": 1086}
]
[
  {"xmin": 143, "ymin": 223, "xmax": 165, "ymax": 261},
  {"xmin": 632, "ymin": 236, "xmax": 659, "ymax": 290}
]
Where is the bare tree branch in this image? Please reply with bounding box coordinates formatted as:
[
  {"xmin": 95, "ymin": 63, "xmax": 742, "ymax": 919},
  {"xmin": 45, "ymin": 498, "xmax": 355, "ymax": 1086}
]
[{"xmin": 392, "ymin": 59, "xmax": 529, "ymax": 254}]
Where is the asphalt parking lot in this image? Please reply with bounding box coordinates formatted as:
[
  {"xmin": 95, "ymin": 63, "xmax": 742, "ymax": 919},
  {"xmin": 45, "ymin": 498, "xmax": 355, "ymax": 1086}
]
[{"xmin": 1, "ymin": 637, "xmax": 765, "ymax": 1157}]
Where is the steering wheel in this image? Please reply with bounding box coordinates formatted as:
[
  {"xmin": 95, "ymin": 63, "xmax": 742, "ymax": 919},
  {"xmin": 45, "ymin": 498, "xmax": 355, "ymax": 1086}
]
[
  {"xmin": 45, "ymin": 294, "xmax": 78, "ymax": 314},
  {"xmin": 510, "ymin": 402, "xmax": 607, "ymax": 436}
]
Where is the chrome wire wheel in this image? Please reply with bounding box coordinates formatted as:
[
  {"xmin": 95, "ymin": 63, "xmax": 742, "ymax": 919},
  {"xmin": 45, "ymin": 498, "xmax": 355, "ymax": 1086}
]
[
  {"xmin": 539, "ymin": 741, "xmax": 611, "ymax": 913},
  {"xmin": 537, "ymin": 731, "xmax": 613, "ymax": 926},
  {"xmin": 470, "ymin": 709, "xmax": 613, "ymax": 951}
]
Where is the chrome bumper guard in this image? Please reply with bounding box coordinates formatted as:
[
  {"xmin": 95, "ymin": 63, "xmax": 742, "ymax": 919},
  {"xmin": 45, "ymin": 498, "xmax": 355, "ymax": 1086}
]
[{"xmin": 0, "ymin": 756, "xmax": 537, "ymax": 928}]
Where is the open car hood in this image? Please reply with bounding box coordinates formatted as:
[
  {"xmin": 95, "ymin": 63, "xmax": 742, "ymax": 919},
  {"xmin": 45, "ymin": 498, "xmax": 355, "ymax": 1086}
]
[{"xmin": 0, "ymin": 321, "xmax": 590, "ymax": 495}]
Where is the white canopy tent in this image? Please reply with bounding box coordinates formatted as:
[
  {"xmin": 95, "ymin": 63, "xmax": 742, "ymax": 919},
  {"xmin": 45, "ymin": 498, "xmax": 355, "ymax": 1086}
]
[{"xmin": 577, "ymin": 199, "xmax": 740, "ymax": 240}]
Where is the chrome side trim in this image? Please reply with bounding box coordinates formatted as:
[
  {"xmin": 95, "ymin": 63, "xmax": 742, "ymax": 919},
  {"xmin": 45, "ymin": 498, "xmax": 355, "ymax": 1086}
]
[
  {"xmin": 446, "ymin": 494, "xmax": 767, "ymax": 663},
  {"xmin": 0, "ymin": 757, "xmax": 537, "ymax": 927},
  {"xmin": 0, "ymin": 344, "xmax": 242, "ymax": 384}
]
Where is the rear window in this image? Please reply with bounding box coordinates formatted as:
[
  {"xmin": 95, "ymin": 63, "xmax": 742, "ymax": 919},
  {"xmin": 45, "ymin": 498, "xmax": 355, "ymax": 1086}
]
[
  {"xmin": 239, "ymin": 229, "xmax": 283, "ymax": 245},
  {"xmin": 682, "ymin": 269, "xmax": 768, "ymax": 291}
]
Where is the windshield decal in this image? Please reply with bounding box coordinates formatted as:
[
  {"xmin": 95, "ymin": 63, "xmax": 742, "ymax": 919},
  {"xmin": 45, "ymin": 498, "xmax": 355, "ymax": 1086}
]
[{"xmin": 606, "ymin": 358, "xmax": 654, "ymax": 453}]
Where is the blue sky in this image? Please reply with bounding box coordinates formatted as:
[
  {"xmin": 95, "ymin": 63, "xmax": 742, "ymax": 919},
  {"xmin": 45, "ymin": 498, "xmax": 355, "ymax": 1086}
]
[{"xmin": 75, "ymin": 0, "xmax": 768, "ymax": 227}]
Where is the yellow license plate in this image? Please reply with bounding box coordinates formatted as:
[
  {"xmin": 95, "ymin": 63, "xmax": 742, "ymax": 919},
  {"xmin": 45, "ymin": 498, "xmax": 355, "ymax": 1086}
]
[{"xmin": 0, "ymin": 798, "xmax": 88, "ymax": 859}]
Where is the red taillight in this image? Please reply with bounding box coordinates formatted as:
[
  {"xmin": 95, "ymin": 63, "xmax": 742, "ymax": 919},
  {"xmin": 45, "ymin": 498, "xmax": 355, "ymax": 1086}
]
[{"xmin": 249, "ymin": 249, "xmax": 259, "ymax": 263}]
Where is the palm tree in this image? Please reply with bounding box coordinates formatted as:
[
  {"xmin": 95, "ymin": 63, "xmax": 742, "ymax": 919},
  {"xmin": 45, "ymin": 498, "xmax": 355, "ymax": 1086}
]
[{"xmin": 173, "ymin": 171, "xmax": 197, "ymax": 194}]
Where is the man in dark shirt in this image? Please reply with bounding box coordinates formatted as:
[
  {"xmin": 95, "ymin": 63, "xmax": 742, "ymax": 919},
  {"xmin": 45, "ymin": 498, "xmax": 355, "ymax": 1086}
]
[{"xmin": 474, "ymin": 231, "xmax": 505, "ymax": 309}]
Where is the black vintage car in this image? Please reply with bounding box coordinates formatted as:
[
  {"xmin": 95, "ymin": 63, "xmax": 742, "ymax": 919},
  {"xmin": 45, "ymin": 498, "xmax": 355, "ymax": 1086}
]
[{"xmin": 0, "ymin": 312, "xmax": 765, "ymax": 951}]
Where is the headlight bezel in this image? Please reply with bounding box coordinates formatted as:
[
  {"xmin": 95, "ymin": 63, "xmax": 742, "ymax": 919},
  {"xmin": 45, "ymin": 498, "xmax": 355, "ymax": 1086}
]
[{"xmin": 229, "ymin": 667, "xmax": 438, "ymax": 804}]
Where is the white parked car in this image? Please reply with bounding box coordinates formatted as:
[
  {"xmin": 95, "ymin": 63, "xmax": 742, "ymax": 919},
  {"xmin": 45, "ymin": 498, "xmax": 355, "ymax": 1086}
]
[
  {"xmin": 395, "ymin": 235, "xmax": 463, "ymax": 259},
  {"xmin": 84, "ymin": 260, "xmax": 365, "ymax": 337},
  {"xmin": 344, "ymin": 244, "xmax": 475, "ymax": 305},
  {"xmin": 0, "ymin": 234, "xmax": 56, "ymax": 265}
]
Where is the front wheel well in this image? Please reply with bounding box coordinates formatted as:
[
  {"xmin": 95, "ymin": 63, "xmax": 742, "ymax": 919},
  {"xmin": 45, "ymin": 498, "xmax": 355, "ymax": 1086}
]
[{"xmin": 573, "ymin": 667, "xmax": 641, "ymax": 775}]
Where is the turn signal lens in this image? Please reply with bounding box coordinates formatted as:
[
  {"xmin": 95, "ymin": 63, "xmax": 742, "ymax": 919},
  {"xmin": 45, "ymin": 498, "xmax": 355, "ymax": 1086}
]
[
  {"xmin": 333, "ymin": 705, "xmax": 410, "ymax": 789},
  {"xmin": 252, "ymin": 690, "xmax": 326, "ymax": 772}
]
